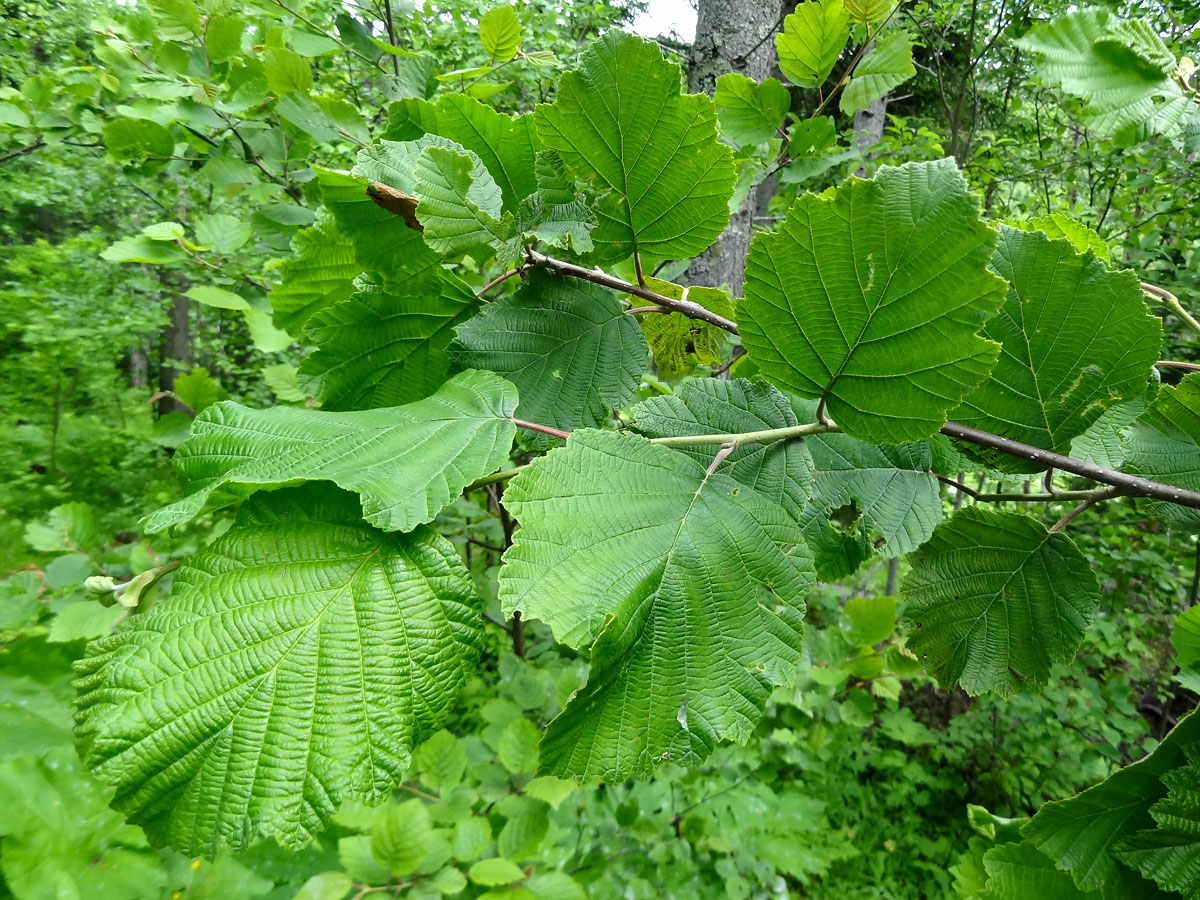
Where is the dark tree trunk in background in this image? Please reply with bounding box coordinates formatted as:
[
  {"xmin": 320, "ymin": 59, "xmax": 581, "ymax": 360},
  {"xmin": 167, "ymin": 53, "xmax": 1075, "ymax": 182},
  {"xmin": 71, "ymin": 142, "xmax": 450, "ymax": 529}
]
[
  {"xmin": 127, "ymin": 346, "xmax": 149, "ymax": 389},
  {"xmin": 853, "ymin": 96, "xmax": 888, "ymax": 170},
  {"xmin": 157, "ymin": 289, "xmax": 191, "ymax": 418},
  {"xmin": 685, "ymin": 0, "xmax": 783, "ymax": 296}
]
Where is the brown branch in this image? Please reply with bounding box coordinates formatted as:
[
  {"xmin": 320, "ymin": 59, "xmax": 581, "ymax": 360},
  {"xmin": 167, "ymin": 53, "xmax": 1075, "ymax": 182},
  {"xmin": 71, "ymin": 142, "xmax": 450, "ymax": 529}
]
[
  {"xmin": 477, "ymin": 266, "xmax": 524, "ymax": 298},
  {"xmin": 1157, "ymin": 360, "xmax": 1200, "ymax": 373},
  {"xmin": 941, "ymin": 421, "xmax": 1200, "ymax": 510},
  {"xmin": 513, "ymin": 418, "xmax": 570, "ymax": 440},
  {"xmin": 526, "ymin": 250, "xmax": 739, "ymax": 333}
]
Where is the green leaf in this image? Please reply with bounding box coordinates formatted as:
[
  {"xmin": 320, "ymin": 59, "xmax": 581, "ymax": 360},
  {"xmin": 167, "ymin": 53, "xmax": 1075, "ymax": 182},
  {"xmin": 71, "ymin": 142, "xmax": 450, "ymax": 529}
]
[
  {"xmin": 535, "ymin": 31, "xmax": 734, "ymax": 264},
  {"xmin": 498, "ymin": 717, "xmax": 541, "ymax": 774},
  {"xmin": 185, "ymin": 285, "xmax": 250, "ymax": 311},
  {"xmin": 839, "ymin": 30, "xmax": 916, "ymax": 115},
  {"xmin": 1010, "ymin": 213, "xmax": 1110, "ymax": 263},
  {"xmin": 845, "ymin": 594, "xmax": 895, "ymax": 646},
  {"xmin": 498, "ymin": 803, "xmax": 549, "ymax": 860},
  {"xmin": 292, "ymin": 871, "xmax": 354, "ymax": 900},
  {"xmin": 453, "ymin": 817, "xmax": 491, "ymax": 861},
  {"xmin": 1115, "ymin": 760, "xmax": 1200, "ymax": 897},
  {"xmin": 372, "ymin": 799, "xmax": 434, "ymax": 877},
  {"xmin": 738, "ymin": 158, "xmax": 1006, "ymax": 444},
  {"xmin": 776, "ymin": 0, "xmax": 851, "ymax": 88},
  {"xmin": 413, "ymin": 143, "xmax": 514, "ymax": 258},
  {"xmin": 101, "ymin": 234, "xmax": 187, "ymax": 264},
  {"xmin": 300, "ymin": 271, "xmax": 479, "ymax": 411},
  {"xmin": 174, "ymin": 366, "xmax": 224, "ymax": 413},
  {"xmin": 1016, "ymin": 9, "xmax": 1189, "ymax": 140},
  {"xmin": 523, "ymin": 775, "xmax": 578, "ymax": 810},
  {"xmin": 1173, "ymin": 608, "xmax": 1200, "ymax": 668},
  {"xmin": 142, "ymin": 369, "xmax": 517, "ymax": 533},
  {"xmin": 195, "ymin": 213, "xmax": 252, "ymax": 254},
  {"xmin": 1122, "ymin": 374, "xmax": 1200, "ymax": 526},
  {"xmin": 75, "ymin": 485, "xmax": 484, "ymax": 856},
  {"xmin": 270, "ymin": 215, "xmax": 362, "ymax": 334},
  {"xmin": 245, "ymin": 308, "xmax": 294, "ymax": 352},
  {"xmin": 480, "ymin": 6, "xmax": 521, "ymax": 62},
  {"xmin": 450, "ymin": 269, "xmax": 647, "ymax": 439},
  {"xmin": 264, "ymin": 47, "xmax": 312, "ymax": 95},
  {"xmin": 206, "ymin": 14, "xmax": 245, "ymax": 63},
  {"xmin": 103, "ymin": 116, "xmax": 174, "ymax": 165},
  {"xmin": 950, "ymin": 227, "xmax": 1160, "ymax": 470},
  {"xmin": 980, "ymin": 841, "xmax": 1102, "ymax": 899},
  {"xmin": 1023, "ymin": 710, "xmax": 1200, "ymax": 892},
  {"xmin": 638, "ymin": 279, "xmax": 733, "ymax": 378},
  {"xmin": 844, "ymin": 0, "xmax": 895, "ymax": 24},
  {"xmin": 1068, "ymin": 392, "xmax": 1149, "ymax": 470},
  {"xmin": 715, "ymin": 73, "xmax": 791, "ymax": 145},
  {"xmin": 384, "ymin": 95, "xmax": 539, "ymax": 214},
  {"xmin": 468, "ymin": 857, "xmax": 525, "ymax": 886},
  {"xmin": 263, "ymin": 363, "xmax": 308, "ymax": 403},
  {"xmin": 901, "ymin": 507, "xmax": 1099, "ymax": 696},
  {"xmin": 499, "ymin": 430, "xmax": 813, "ymax": 779},
  {"xmin": 414, "ymin": 730, "xmax": 467, "ymax": 793}
]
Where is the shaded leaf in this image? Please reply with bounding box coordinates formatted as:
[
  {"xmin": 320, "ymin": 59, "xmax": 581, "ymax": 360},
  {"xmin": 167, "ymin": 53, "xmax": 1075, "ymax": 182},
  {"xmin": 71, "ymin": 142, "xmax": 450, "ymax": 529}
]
[{"xmin": 776, "ymin": 0, "xmax": 851, "ymax": 88}]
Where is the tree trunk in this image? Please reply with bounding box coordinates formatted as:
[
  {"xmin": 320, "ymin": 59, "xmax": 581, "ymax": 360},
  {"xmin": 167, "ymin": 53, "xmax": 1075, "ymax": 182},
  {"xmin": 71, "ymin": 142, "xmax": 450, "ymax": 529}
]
[
  {"xmin": 853, "ymin": 96, "xmax": 888, "ymax": 173},
  {"xmin": 157, "ymin": 288, "xmax": 191, "ymax": 418},
  {"xmin": 685, "ymin": 0, "xmax": 783, "ymax": 296}
]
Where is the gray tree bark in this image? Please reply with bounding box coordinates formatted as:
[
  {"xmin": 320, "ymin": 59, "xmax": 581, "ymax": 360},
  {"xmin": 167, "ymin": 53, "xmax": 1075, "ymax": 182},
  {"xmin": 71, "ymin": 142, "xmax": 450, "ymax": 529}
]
[
  {"xmin": 685, "ymin": 0, "xmax": 784, "ymax": 296},
  {"xmin": 853, "ymin": 96, "xmax": 888, "ymax": 173},
  {"xmin": 157, "ymin": 288, "xmax": 191, "ymax": 418}
]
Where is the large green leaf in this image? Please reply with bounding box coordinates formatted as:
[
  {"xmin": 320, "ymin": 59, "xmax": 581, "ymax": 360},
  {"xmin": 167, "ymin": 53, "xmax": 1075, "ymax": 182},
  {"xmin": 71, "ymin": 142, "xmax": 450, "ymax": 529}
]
[
  {"xmin": 1115, "ymin": 758, "xmax": 1200, "ymax": 897},
  {"xmin": 76, "ymin": 485, "xmax": 483, "ymax": 855},
  {"xmin": 449, "ymin": 269, "xmax": 647, "ymax": 439},
  {"xmin": 631, "ymin": 378, "xmax": 940, "ymax": 566},
  {"xmin": 535, "ymin": 30, "xmax": 735, "ymax": 264},
  {"xmin": 498, "ymin": 429, "xmax": 813, "ymax": 779},
  {"xmin": 298, "ymin": 271, "xmax": 480, "ymax": 411},
  {"xmin": 901, "ymin": 507, "xmax": 1099, "ymax": 695},
  {"xmin": 1121, "ymin": 374, "xmax": 1200, "ymax": 527},
  {"xmin": 739, "ymin": 159, "xmax": 1007, "ymax": 444},
  {"xmin": 1023, "ymin": 710, "xmax": 1200, "ymax": 893},
  {"xmin": 1016, "ymin": 9, "xmax": 1190, "ymax": 141},
  {"xmin": 775, "ymin": 0, "xmax": 851, "ymax": 89},
  {"xmin": 951, "ymin": 227, "xmax": 1160, "ymax": 471},
  {"xmin": 143, "ymin": 369, "xmax": 517, "ymax": 533},
  {"xmin": 839, "ymin": 30, "xmax": 916, "ymax": 115},
  {"xmin": 1068, "ymin": 394, "xmax": 1149, "ymax": 470},
  {"xmin": 384, "ymin": 94, "xmax": 538, "ymax": 214}
]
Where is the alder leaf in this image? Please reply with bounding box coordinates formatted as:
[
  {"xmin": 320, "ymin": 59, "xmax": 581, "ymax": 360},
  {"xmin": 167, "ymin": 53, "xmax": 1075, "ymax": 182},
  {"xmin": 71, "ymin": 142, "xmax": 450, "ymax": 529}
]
[
  {"xmin": 513, "ymin": 150, "xmax": 598, "ymax": 254},
  {"xmin": 738, "ymin": 158, "xmax": 1007, "ymax": 444},
  {"xmin": 950, "ymin": 226, "xmax": 1160, "ymax": 471},
  {"xmin": 901, "ymin": 506, "xmax": 1099, "ymax": 696},
  {"xmin": 839, "ymin": 30, "xmax": 916, "ymax": 115},
  {"xmin": 384, "ymin": 94, "xmax": 538, "ymax": 214},
  {"xmin": 480, "ymin": 6, "xmax": 521, "ymax": 63},
  {"xmin": 75, "ymin": 484, "xmax": 484, "ymax": 856},
  {"xmin": 535, "ymin": 30, "xmax": 735, "ymax": 264},
  {"xmin": 1016, "ymin": 9, "xmax": 1190, "ymax": 140},
  {"xmin": 631, "ymin": 378, "xmax": 940, "ymax": 568},
  {"xmin": 412, "ymin": 143, "xmax": 515, "ymax": 259},
  {"xmin": 449, "ymin": 269, "xmax": 647, "ymax": 440},
  {"xmin": 270, "ymin": 215, "xmax": 361, "ymax": 334},
  {"xmin": 1115, "ymin": 759, "xmax": 1200, "ymax": 897},
  {"xmin": 143, "ymin": 369, "xmax": 517, "ymax": 534},
  {"xmin": 299, "ymin": 271, "xmax": 480, "ymax": 410},
  {"xmin": 715, "ymin": 73, "xmax": 791, "ymax": 145},
  {"xmin": 1023, "ymin": 710, "xmax": 1200, "ymax": 892},
  {"xmin": 980, "ymin": 841, "xmax": 1103, "ymax": 900},
  {"xmin": 638, "ymin": 278, "xmax": 733, "ymax": 377},
  {"xmin": 498, "ymin": 430, "xmax": 814, "ymax": 780},
  {"xmin": 1121, "ymin": 374, "xmax": 1200, "ymax": 527},
  {"xmin": 776, "ymin": 0, "xmax": 851, "ymax": 89},
  {"xmin": 844, "ymin": 0, "xmax": 895, "ymax": 24}
]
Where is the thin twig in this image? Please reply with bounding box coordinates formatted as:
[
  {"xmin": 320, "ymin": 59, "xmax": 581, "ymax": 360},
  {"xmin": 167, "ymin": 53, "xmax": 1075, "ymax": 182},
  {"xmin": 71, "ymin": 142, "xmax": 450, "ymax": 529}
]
[
  {"xmin": 477, "ymin": 266, "xmax": 524, "ymax": 298},
  {"xmin": 1144, "ymin": 283, "xmax": 1200, "ymax": 336},
  {"xmin": 625, "ymin": 306, "xmax": 667, "ymax": 315},
  {"xmin": 514, "ymin": 418, "xmax": 571, "ymax": 440},
  {"xmin": 1049, "ymin": 487, "xmax": 1120, "ymax": 533},
  {"xmin": 482, "ymin": 610, "xmax": 513, "ymax": 633},
  {"xmin": 1157, "ymin": 360, "xmax": 1200, "ymax": 373},
  {"xmin": 526, "ymin": 250, "xmax": 738, "ymax": 333},
  {"xmin": 0, "ymin": 139, "xmax": 45, "ymax": 166}
]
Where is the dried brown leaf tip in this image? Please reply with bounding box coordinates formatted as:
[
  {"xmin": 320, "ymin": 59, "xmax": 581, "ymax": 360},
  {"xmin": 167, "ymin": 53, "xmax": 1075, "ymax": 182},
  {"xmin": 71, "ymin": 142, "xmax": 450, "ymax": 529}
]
[{"xmin": 367, "ymin": 181, "xmax": 423, "ymax": 232}]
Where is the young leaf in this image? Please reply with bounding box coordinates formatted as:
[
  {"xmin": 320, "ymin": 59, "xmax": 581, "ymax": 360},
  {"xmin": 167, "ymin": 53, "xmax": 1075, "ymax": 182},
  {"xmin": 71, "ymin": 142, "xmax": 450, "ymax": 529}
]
[
  {"xmin": 412, "ymin": 143, "xmax": 514, "ymax": 259},
  {"xmin": 738, "ymin": 158, "xmax": 1006, "ymax": 444},
  {"xmin": 384, "ymin": 94, "xmax": 539, "ymax": 213},
  {"xmin": 449, "ymin": 269, "xmax": 647, "ymax": 440},
  {"xmin": 480, "ymin": 6, "xmax": 521, "ymax": 63},
  {"xmin": 499, "ymin": 430, "xmax": 814, "ymax": 779},
  {"xmin": 263, "ymin": 46, "xmax": 312, "ymax": 95},
  {"xmin": 776, "ymin": 0, "xmax": 851, "ymax": 88},
  {"xmin": 535, "ymin": 30, "xmax": 735, "ymax": 264},
  {"xmin": 299, "ymin": 271, "xmax": 480, "ymax": 410},
  {"xmin": 901, "ymin": 507, "xmax": 1100, "ymax": 696},
  {"xmin": 981, "ymin": 841, "xmax": 1103, "ymax": 900},
  {"xmin": 844, "ymin": 0, "xmax": 895, "ymax": 24},
  {"xmin": 715, "ymin": 73, "xmax": 791, "ymax": 145},
  {"xmin": 950, "ymin": 226, "xmax": 1160, "ymax": 470},
  {"xmin": 1023, "ymin": 710, "xmax": 1200, "ymax": 892},
  {"xmin": 75, "ymin": 485, "xmax": 484, "ymax": 856},
  {"xmin": 839, "ymin": 30, "xmax": 916, "ymax": 115},
  {"xmin": 142, "ymin": 369, "xmax": 517, "ymax": 533}
]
